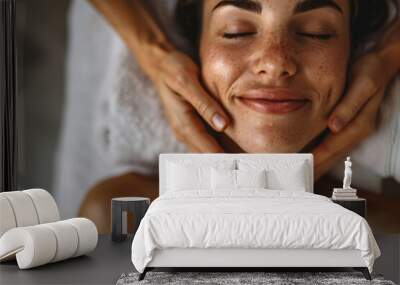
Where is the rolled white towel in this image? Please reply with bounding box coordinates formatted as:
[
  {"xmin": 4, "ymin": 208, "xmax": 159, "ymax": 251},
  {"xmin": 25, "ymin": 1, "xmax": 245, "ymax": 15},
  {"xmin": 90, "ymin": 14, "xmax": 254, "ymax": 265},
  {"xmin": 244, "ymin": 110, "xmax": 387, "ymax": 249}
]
[
  {"xmin": 350, "ymin": 76, "xmax": 400, "ymax": 182},
  {"xmin": 0, "ymin": 218, "xmax": 98, "ymax": 269}
]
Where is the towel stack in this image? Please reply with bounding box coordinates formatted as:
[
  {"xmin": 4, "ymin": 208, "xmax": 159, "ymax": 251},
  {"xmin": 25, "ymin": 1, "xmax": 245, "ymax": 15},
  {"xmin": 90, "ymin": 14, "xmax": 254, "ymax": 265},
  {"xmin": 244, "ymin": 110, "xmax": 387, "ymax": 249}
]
[{"xmin": 332, "ymin": 188, "xmax": 358, "ymax": 200}]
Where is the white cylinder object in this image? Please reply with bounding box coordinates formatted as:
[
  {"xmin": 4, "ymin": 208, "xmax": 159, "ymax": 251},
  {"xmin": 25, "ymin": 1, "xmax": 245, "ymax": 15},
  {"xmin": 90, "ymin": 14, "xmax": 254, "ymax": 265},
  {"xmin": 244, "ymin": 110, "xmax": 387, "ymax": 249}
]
[
  {"xmin": 0, "ymin": 192, "xmax": 39, "ymax": 227},
  {"xmin": 0, "ymin": 218, "xmax": 98, "ymax": 269},
  {"xmin": 42, "ymin": 221, "xmax": 79, "ymax": 262},
  {"xmin": 64, "ymin": 218, "xmax": 98, "ymax": 257},
  {"xmin": 0, "ymin": 196, "xmax": 17, "ymax": 237},
  {"xmin": 0, "ymin": 226, "xmax": 57, "ymax": 269},
  {"xmin": 23, "ymin": 189, "xmax": 60, "ymax": 224}
]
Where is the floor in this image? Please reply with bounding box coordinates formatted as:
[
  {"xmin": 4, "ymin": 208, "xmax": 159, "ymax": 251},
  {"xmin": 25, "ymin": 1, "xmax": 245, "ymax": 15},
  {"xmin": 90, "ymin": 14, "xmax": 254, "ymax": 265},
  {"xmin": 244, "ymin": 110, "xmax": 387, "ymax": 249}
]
[
  {"xmin": 374, "ymin": 234, "xmax": 400, "ymax": 284},
  {"xmin": 1, "ymin": 235, "xmax": 398, "ymax": 284}
]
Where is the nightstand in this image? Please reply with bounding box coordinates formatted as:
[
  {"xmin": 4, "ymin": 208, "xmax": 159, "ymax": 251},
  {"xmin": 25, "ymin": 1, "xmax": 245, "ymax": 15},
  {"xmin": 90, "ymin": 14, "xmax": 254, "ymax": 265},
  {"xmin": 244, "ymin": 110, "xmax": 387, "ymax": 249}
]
[
  {"xmin": 331, "ymin": 198, "xmax": 366, "ymax": 218},
  {"xmin": 111, "ymin": 197, "xmax": 150, "ymax": 242}
]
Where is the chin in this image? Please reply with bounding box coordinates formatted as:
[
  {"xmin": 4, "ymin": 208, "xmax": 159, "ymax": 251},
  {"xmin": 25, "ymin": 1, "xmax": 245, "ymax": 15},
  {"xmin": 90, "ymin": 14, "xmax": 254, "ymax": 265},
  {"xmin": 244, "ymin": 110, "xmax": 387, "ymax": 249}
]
[
  {"xmin": 231, "ymin": 132, "xmax": 307, "ymax": 154},
  {"xmin": 224, "ymin": 113, "xmax": 327, "ymax": 153},
  {"xmin": 229, "ymin": 118, "xmax": 312, "ymax": 152}
]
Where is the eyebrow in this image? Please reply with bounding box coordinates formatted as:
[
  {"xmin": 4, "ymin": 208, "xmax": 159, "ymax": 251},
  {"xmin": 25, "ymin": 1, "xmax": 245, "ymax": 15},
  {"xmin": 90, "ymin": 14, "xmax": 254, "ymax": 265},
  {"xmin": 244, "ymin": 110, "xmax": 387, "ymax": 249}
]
[
  {"xmin": 294, "ymin": 0, "xmax": 343, "ymax": 15},
  {"xmin": 212, "ymin": 0, "xmax": 342, "ymax": 15},
  {"xmin": 212, "ymin": 0, "xmax": 262, "ymax": 14}
]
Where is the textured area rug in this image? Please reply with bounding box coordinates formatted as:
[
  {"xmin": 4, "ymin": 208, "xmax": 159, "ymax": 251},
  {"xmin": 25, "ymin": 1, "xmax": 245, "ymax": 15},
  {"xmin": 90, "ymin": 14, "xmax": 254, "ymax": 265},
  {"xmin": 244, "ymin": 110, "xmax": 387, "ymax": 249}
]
[{"xmin": 116, "ymin": 272, "xmax": 395, "ymax": 285}]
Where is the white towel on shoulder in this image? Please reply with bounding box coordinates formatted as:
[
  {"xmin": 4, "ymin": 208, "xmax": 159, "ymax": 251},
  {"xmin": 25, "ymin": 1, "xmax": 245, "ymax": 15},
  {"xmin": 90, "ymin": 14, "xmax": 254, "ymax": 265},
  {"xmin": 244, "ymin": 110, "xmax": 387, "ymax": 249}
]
[{"xmin": 349, "ymin": 76, "xmax": 400, "ymax": 182}]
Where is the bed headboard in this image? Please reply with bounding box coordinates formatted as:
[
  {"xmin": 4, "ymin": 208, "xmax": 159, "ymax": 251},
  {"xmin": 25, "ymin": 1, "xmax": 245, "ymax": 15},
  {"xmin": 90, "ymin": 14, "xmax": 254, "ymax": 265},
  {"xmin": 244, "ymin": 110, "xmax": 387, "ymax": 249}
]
[{"xmin": 159, "ymin": 153, "xmax": 314, "ymax": 195}]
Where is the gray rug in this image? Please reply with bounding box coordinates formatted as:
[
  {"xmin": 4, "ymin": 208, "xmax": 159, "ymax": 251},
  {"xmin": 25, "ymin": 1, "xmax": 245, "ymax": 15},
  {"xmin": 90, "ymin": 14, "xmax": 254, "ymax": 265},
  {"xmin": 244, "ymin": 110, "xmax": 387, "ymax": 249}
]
[{"xmin": 116, "ymin": 272, "xmax": 396, "ymax": 285}]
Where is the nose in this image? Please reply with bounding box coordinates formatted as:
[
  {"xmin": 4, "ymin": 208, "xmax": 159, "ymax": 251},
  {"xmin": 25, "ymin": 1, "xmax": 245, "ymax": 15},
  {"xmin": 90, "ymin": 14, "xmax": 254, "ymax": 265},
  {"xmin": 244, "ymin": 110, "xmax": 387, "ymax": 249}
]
[{"xmin": 251, "ymin": 39, "xmax": 297, "ymax": 80}]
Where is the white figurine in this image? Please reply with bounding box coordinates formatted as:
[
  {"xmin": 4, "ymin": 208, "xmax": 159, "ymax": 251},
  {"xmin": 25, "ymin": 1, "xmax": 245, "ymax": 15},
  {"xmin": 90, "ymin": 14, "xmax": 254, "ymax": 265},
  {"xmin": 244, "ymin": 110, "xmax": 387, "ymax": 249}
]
[{"xmin": 343, "ymin": 156, "xmax": 353, "ymax": 189}]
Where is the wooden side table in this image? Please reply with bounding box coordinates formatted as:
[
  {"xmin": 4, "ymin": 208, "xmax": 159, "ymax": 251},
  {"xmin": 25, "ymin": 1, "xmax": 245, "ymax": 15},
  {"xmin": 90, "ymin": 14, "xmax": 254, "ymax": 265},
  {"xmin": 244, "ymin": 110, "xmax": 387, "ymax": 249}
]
[
  {"xmin": 331, "ymin": 198, "xmax": 366, "ymax": 218},
  {"xmin": 111, "ymin": 197, "xmax": 150, "ymax": 242}
]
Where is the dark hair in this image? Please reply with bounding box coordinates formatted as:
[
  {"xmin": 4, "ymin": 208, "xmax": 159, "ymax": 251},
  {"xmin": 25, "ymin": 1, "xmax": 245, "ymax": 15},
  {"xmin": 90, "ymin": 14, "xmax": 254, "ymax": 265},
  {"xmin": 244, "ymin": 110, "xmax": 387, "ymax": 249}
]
[{"xmin": 175, "ymin": 0, "xmax": 398, "ymax": 58}]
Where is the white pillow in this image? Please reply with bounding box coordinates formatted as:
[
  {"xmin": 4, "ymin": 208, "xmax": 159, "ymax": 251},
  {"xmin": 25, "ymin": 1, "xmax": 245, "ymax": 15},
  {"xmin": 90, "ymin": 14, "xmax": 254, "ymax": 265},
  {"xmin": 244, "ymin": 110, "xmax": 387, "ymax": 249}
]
[
  {"xmin": 167, "ymin": 162, "xmax": 211, "ymax": 191},
  {"xmin": 236, "ymin": 169, "xmax": 267, "ymax": 188},
  {"xmin": 211, "ymin": 168, "xmax": 267, "ymax": 190},
  {"xmin": 166, "ymin": 159, "xmax": 236, "ymax": 192},
  {"xmin": 211, "ymin": 168, "xmax": 236, "ymax": 190},
  {"xmin": 237, "ymin": 159, "xmax": 309, "ymax": 191}
]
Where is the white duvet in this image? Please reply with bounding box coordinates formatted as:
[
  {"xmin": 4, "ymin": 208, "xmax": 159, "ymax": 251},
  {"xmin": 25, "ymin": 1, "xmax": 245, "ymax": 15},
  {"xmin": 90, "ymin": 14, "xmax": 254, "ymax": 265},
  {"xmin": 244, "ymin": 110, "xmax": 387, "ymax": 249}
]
[{"xmin": 131, "ymin": 190, "xmax": 380, "ymax": 273}]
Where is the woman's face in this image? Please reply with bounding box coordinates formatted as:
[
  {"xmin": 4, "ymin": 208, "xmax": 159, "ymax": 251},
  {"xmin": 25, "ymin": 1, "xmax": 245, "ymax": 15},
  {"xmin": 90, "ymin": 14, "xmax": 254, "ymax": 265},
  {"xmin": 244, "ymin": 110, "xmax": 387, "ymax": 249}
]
[{"xmin": 200, "ymin": 0, "xmax": 351, "ymax": 153}]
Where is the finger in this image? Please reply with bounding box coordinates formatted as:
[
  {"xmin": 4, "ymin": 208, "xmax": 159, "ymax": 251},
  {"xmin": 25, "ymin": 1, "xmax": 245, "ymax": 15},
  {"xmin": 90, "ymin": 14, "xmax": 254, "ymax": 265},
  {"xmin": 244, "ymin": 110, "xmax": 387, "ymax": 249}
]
[
  {"xmin": 158, "ymin": 85, "xmax": 225, "ymax": 153},
  {"xmin": 163, "ymin": 69, "xmax": 230, "ymax": 132},
  {"xmin": 313, "ymin": 89, "xmax": 383, "ymax": 179},
  {"xmin": 315, "ymin": 90, "xmax": 381, "ymax": 165},
  {"xmin": 177, "ymin": 109, "xmax": 225, "ymax": 153},
  {"xmin": 328, "ymin": 75, "xmax": 379, "ymax": 133}
]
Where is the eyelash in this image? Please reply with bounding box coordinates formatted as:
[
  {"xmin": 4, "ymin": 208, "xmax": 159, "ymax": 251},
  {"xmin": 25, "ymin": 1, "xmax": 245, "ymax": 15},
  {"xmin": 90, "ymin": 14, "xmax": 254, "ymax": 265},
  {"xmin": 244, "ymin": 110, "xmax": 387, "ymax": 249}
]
[
  {"xmin": 222, "ymin": 32, "xmax": 256, "ymax": 39},
  {"xmin": 222, "ymin": 32, "xmax": 333, "ymax": 41},
  {"xmin": 296, "ymin": 32, "xmax": 334, "ymax": 41}
]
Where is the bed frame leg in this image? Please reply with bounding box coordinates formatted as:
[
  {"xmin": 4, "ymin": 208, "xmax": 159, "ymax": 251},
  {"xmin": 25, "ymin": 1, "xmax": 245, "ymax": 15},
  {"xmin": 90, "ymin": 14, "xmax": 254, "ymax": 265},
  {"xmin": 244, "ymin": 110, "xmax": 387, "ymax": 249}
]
[
  {"xmin": 354, "ymin": 267, "xmax": 371, "ymax": 280},
  {"xmin": 138, "ymin": 268, "xmax": 148, "ymax": 281}
]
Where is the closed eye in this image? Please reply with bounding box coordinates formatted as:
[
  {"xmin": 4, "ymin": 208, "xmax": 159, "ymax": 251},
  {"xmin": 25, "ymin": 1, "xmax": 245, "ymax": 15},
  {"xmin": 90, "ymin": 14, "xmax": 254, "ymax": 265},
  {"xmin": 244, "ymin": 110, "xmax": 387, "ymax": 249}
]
[
  {"xmin": 223, "ymin": 32, "xmax": 256, "ymax": 39},
  {"xmin": 297, "ymin": 32, "xmax": 334, "ymax": 40}
]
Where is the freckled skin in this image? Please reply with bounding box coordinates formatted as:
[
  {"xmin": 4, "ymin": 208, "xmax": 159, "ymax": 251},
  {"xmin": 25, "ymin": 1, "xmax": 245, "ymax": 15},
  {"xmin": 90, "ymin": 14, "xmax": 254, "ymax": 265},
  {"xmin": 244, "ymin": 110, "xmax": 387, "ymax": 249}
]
[{"xmin": 199, "ymin": 0, "xmax": 351, "ymax": 153}]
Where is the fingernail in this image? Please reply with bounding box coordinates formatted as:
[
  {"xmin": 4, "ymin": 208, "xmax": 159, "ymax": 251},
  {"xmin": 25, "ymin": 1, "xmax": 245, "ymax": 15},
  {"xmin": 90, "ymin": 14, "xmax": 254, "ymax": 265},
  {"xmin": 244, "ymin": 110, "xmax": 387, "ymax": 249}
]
[
  {"xmin": 212, "ymin": 114, "xmax": 227, "ymax": 131},
  {"xmin": 330, "ymin": 117, "xmax": 344, "ymax": 132}
]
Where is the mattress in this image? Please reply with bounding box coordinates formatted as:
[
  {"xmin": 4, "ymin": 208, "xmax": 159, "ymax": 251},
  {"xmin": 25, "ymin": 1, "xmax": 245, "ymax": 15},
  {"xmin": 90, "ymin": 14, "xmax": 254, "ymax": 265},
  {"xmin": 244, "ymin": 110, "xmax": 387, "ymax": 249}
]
[{"xmin": 131, "ymin": 190, "xmax": 380, "ymax": 273}]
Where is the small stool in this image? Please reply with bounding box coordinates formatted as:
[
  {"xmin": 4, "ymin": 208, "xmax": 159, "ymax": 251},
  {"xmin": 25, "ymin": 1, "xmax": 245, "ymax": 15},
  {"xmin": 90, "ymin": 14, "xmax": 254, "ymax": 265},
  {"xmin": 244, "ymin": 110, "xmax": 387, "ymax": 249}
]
[{"xmin": 111, "ymin": 197, "xmax": 150, "ymax": 242}]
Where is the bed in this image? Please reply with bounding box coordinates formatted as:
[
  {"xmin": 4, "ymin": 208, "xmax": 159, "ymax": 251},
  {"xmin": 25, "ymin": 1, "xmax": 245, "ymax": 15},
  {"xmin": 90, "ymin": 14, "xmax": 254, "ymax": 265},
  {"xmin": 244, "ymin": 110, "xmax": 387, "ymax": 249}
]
[{"xmin": 131, "ymin": 153, "xmax": 380, "ymax": 281}]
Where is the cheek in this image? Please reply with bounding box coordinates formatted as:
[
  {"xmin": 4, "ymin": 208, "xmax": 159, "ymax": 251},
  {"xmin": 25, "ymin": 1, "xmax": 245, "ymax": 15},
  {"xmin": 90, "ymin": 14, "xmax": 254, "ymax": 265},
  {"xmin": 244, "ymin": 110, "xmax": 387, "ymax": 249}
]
[
  {"xmin": 201, "ymin": 44, "xmax": 244, "ymax": 102},
  {"xmin": 300, "ymin": 43, "xmax": 349, "ymax": 114}
]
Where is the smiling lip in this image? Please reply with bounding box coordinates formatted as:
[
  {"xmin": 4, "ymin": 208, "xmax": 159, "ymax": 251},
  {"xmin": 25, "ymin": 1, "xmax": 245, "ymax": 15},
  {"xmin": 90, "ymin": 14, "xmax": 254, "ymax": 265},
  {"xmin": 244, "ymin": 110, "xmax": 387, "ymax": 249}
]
[{"xmin": 236, "ymin": 89, "xmax": 309, "ymax": 114}]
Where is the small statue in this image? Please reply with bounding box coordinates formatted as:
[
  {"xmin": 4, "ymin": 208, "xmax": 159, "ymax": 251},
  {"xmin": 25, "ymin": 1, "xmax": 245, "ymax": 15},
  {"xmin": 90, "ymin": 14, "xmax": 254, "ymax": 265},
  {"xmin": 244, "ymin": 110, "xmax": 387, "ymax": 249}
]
[
  {"xmin": 332, "ymin": 156, "xmax": 357, "ymax": 199},
  {"xmin": 343, "ymin": 156, "xmax": 353, "ymax": 190}
]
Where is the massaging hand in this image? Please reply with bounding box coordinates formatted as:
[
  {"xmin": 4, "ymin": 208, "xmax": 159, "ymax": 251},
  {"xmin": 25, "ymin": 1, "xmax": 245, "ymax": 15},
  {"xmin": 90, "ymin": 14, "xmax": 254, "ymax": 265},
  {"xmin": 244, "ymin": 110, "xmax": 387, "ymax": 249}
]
[
  {"xmin": 90, "ymin": 0, "xmax": 230, "ymax": 153},
  {"xmin": 313, "ymin": 50, "xmax": 398, "ymax": 180},
  {"xmin": 142, "ymin": 45, "xmax": 230, "ymax": 153}
]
